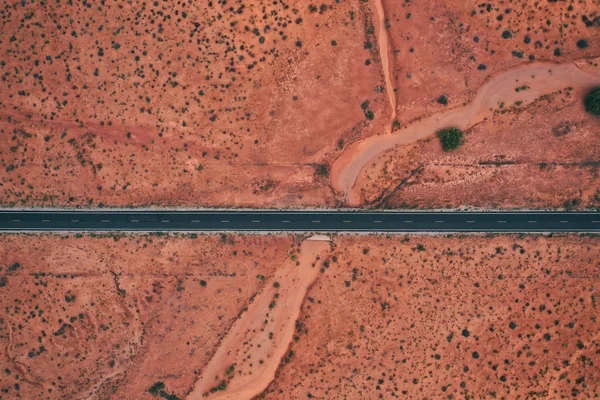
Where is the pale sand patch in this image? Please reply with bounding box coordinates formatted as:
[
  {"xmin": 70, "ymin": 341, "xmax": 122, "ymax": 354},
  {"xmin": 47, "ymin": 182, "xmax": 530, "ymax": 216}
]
[
  {"xmin": 187, "ymin": 236, "xmax": 331, "ymax": 400},
  {"xmin": 373, "ymin": 0, "xmax": 397, "ymax": 126}
]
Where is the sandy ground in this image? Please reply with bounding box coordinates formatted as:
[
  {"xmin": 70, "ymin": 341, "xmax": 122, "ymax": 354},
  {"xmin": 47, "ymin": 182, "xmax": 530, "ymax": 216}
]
[{"xmin": 1, "ymin": 233, "xmax": 599, "ymax": 399}]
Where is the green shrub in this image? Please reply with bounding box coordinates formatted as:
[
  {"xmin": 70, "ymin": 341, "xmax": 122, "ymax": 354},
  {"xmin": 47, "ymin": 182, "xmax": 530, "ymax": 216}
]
[
  {"xmin": 436, "ymin": 128, "xmax": 464, "ymax": 151},
  {"xmin": 584, "ymin": 87, "xmax": 600, "ymax": 116},
  {"xmin": 437, "ymin": 95, "xmax": 448, "ymax": 106},
  {"xmin": 148, "ymin": 382, "xmax": 165, "ymax": 395},
  {"xmin": 576, "ymin": 39, "xmax": 588, "ymax": 49},
  {"xmin": 314, "ymin": 164, "xmax": 329, "ymax": 177}
]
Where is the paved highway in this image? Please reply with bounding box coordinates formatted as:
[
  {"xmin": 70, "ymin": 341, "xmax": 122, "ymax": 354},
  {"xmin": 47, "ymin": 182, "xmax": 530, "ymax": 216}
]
[{"xmin": 0, "ymin": 210, "xmax": 599, "ymax": 232}]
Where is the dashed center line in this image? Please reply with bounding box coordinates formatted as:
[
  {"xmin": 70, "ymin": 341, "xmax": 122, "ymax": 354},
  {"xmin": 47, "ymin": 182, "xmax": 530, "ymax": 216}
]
[
  {"xmin": 12, "ymin": 220, "xmax": 20, "ymax": 222},
  {"xmin": 41, "ymin": 220, "xmax": 50, "ymax": 223},
  {"xmin": 251, "ymin": 220, "xmax": 260, "ymax": 223},
  {"xmin": 191, "ymin": 220, "xmax": 200, "ymax": 223},
  {"xmin": 221, "ymin": 220, "xmax": 230, "ymax": 223},
  {"xmin": 560, "ymin": 221, "xmax": 569, "ymax": 223},
  {"xmin": 528, "ymin": 221, "xmax": 537, "ymax": 223},
  {"xmin": 71, "ymin": 220, "xmax": 79, "ymax": 223},
  {"xmin": 282, "ymin": 220, "xmax": 291, "ymax": 223},
  {"xmin": 435, "ymin": 221, "xmax": 444, "ymax": 223},
  {"xmin": 161, "ymin": 220, "xmax": 170, "ymax": 223},
  {"xmin": 466, "ymin": 221, "xmax": 475, "ymax": 223},
  {"xmin": 405, "ymin": 221, "xmax": 413, "ymax": 223},
  {"xmin": 497, "ymin": 220, "xmax": 506, "ymax": 223},
  {"xmin": 312, "ymin": 220, "xmax": 321, "ymax": 223},
  {"xmin": 131, "ymin": 220, "xmax": 139, "ymax": 223},
  {"xmin": 343, "ymin": 220, "xmax": 352, "ymax": 223},
  {"xmin": 374, "ymin": 220, "xmax": 382, "ymax": 223},
  {"xmin": 101, "ymin": 220, "xmax": 110, "ymax": 223}
]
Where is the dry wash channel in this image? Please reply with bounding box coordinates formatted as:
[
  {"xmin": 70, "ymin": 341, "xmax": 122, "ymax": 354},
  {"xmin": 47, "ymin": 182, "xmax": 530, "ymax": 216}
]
[
  {"xmin": 187, "ymin": 236, "xmax": 331, "ymax": 400},
  {"xmin": 331, "ymin": 56, "xmax": 600, "ymax": 205}
]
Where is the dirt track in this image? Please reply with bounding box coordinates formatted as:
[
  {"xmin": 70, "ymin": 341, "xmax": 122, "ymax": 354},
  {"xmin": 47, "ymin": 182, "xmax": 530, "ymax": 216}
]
[
  {"xmin": 331, "ymin": 60, "xmax": 600, "ymax": 205},
  {"xmin": 373, "ymin": 0, "xmax": 396, "ymax": 127}
]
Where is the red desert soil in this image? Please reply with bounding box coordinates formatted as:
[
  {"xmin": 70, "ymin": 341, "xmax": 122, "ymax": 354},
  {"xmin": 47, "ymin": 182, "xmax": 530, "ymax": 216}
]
[
  {"xmin": 2, "ymin": 233, "xmax": 599, "ymax": 399},
  {"xmin": 1, "ymin": 0, "xmax": 599, "ymax": 209},
  {"xmin": 0, "ymin": 0, "xmax": 388, "ymax": 208}
]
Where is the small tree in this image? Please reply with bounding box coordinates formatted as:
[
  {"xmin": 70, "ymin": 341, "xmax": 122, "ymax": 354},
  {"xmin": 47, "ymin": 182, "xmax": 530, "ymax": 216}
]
[
  {"xmin": 576, "ymin": 39, "xmax": 588, "ymax": 49},
  {"xmin": 437, "ymin": 128, "xmax": 464, "ymax": 151},
  {"xmin": 584, "ymin": 87, "xmax": 600, "ymax": 116}
]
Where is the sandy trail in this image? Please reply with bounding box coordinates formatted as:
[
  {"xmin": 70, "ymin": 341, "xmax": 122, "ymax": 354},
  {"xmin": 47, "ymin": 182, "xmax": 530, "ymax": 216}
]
[
  {"xmin": 187, "ymin": 235, "xmax": 331, "ymax": 400},
  {"xmin": 372, "ymin": 0, "xmax": 396, "ymax": 125},
  {"xmin": 331, "ymin": 61, "xmax": 600, "ymax": 205}
]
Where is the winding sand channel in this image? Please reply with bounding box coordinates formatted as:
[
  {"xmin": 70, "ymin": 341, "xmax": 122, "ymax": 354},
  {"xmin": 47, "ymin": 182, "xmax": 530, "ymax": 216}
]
[{"xmin": 331, "ymin": 61, "xmax": 600, "ymax": 206}]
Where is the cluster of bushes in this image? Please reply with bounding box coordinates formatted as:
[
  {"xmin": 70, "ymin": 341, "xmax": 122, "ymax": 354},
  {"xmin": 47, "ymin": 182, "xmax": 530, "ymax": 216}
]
[
  {"xmin": 437, "ymin": 128, "xmax": 464, "ymax": 151},
  {"xmin": 584, "ymin": 87, "xmax": 600, "ymax": 116}
]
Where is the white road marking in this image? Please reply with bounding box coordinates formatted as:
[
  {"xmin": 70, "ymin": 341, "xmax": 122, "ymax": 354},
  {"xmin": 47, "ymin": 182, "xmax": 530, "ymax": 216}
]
[
  {"xmin": 312, "ymin": 220, "xmax": 321, "ymax": 223},
  {"xmin": 405, "ymin": 221, "xmax": 413, "ymax": 223},
  {"xmin": 131, "ymin": 220, "xmax": 139, "ymax": 223},
  {"xmin": 221, "ymin": 220, "xmax": 229, "ymax": 223},
  {"xmin": 191, "ymin": 220, "xmax": 200, "ymax": 223},
  {"xmin": 282, "ymin": 220, "xmax": 290, "ymax": 223},
  {"xmin": 374, "ymin": 220, "xmax": 382, "ymax": 223},
  {"xmin": 41, "ymin": 220, "xmax": 49, "ymax": 223},
  {"xmin": 466, "ymin": 221, "xmax": 475, "ymax": 223},
  {"xmin": 71, "ymin": 220, "xmax": 79, "ymax": 223},
  {"xmin": 101, "ymin": 220, "xmax": 110, "ymax": 223},
  {"xmin": 497, "ymin": 220, "xmax": 506, "ymax": 223},
  {"xmin": 251, "ymin": 220, "xmax": 260, "ymax": 223},
  {"xmin": 12, "ymin": 220, "xmax": 20, "ymax": 222},
  {"xmin": 528, "ymin": 221, "xmax": 537, "ymax": 223},
  {"xmin": 435, "ymin": 221, "xmax": 444, "ymax": 223},
  {"xmin": 161, "ymin": 220, "xmax": 169, "ymax": 223},
  {"xmin": 560, "ymin": 221, "xmax": 569, "ymax": 223},
  {"xmin": 593, "ymin": 221, "xmax": 600, "ymax": 224},
  {"xmin": 343, "ymin": 220, "xmax": 352, "ymax": 223}
]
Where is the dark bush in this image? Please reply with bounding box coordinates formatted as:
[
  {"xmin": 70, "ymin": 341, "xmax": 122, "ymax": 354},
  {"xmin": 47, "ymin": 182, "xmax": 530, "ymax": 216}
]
[
  {"xmin": 437, "ymin": 95, "xmax": 448, "ymax": 106},
  {"xmin": 148, "ymin": 382, "xmax": 165, "ymax": 395},
  {"xmin": 576, "ymin": 39, "xmax": 588, "ymax": 49},
  {"xmin": 437, "ymin": 127, "xmax": 464, "ymax": 151},
  {"xmin": 584, "ymin": 87, "xmax": 600, "ymax": 116},
  {"xmin": 314, "ymin": 164, "xmax": 329, "ymax": 177}
]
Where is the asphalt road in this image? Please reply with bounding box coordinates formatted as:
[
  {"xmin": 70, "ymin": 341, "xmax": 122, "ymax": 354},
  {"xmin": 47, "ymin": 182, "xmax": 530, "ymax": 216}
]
[{"xmin": 0, "ymin": 210, "xmax": 599, "ymax": 232}]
